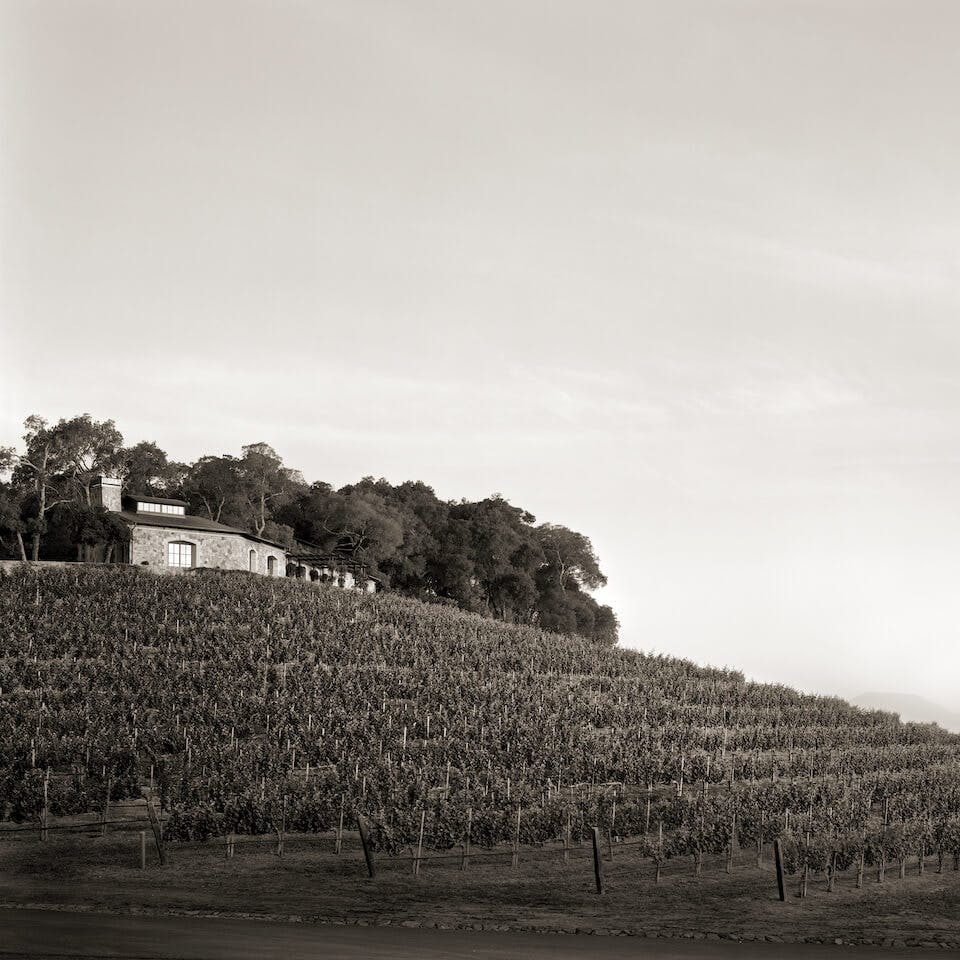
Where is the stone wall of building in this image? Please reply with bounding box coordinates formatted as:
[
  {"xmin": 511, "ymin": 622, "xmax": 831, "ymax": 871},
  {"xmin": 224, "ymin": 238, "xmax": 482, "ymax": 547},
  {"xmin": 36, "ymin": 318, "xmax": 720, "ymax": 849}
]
[{"xmin": 129, "ymin": 526, "xmax": 286, "ymax": 576}]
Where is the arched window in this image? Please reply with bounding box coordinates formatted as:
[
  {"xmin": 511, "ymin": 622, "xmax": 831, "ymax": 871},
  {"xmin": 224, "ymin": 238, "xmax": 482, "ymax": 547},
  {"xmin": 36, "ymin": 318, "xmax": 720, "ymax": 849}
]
[
  {"xmin": 167, "ymin": 541, "xmax": 195, "ymax": 568},
  {"xmin": 249, "ymin": 549, "xmax": 257, "ymax": 572},
  {"xmin": 267, "ymin": 556, "xmax": 277, "ymax": 576}
]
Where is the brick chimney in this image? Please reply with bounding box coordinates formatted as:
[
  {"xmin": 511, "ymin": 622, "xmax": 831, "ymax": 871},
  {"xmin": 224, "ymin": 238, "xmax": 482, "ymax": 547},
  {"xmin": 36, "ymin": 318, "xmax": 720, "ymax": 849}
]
[{"xmin": 91, "ymin": 476, "xmax": 123, "ymax": 512}]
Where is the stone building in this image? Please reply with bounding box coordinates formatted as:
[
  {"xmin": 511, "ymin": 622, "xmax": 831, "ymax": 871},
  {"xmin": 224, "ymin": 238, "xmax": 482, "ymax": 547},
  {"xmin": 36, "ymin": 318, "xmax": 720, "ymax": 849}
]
[
  {"xmin": 92, "ymin": 476, "xmax": 287, "ymax": 575},
  {"xmin": 91, "ymin": 476, "xmax": 378, "ymax": 592}
]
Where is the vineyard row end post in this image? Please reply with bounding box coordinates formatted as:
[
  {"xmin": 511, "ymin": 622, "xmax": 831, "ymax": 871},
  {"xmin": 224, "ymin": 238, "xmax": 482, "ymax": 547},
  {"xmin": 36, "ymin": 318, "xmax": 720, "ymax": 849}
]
[
  {"xmin": 358, "ymin": 816, "xmax": 376, "ymax": 879},
  {"xmin": 591, "ymin": 827, "xmax": 604, "ymax": 895},
  {"xmin": 774, "ymin": 839, "xmax": 786, "ymax": 902}
]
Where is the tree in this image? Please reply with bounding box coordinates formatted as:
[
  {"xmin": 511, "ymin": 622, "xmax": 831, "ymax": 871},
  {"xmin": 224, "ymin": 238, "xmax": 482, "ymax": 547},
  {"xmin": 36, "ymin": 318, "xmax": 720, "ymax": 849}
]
[
  {"xmin": 428, "ymin": 516, "xmax": 477, "ymax": 608},
  {"xmin": 435, "ymin": 497, "xmax": 540, "ymax": 613},
  {"xmin": 279, "ymin": 482, "xmax": 405, "ymax": 572},
  {"xmin": 331, "ymin": 488, "xmax": 404, "ymax": 565},
  {"xmin": 591, "ymin": 603, "xmax": 620, "ymax": 647},
  {"xmin": 0, "ymin": 448, "xmax": 28, "ymax": 561},
  {"xmin": 182, "ymin": 456, "xmax": 242, "ymax": 523},
  {"xmin": 2, "ymin": 411, "xmax": 621, "ymax": 644},
  {"xmin": 119, "ymin": 441, "xmax": 185, "ymax": 497},
  {"xmin": 536, "ymin": 524, "xmax": 607, "ymax": 591},
  {"xmin": 488, "ymin": 570, "xmax": 539, "ymax": 624},
  {"xmin": 65, "ymin": 505, "xmax": 131, "ymax": 562},
  {"xmin": 13, "ymin": 417, "xmax": 75, "ymax": 560},
  {"xmin": 60, "ymin": 415, "xmax": 124, "ymax": 505},
  {"xmin": 237, "ymin": 443, "xmax": 303, "ymax": 537},
  {"xmin": 337, "ymin": 478, "xmax": 445, "ymax": 592},
  {"xmin": 260, "ymin": 520, "xmax": 296, "ymax": 549},
  {"xmin": 12, "ymin": 415, "xmax": 125, "ymax": 559}
]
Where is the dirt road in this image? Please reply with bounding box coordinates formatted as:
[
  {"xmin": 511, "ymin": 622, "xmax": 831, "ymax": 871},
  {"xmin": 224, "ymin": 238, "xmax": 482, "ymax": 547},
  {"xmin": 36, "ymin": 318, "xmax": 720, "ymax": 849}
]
[{"xmin": 0, "ymin": 907, "xmax": 937, "ymax": 960}]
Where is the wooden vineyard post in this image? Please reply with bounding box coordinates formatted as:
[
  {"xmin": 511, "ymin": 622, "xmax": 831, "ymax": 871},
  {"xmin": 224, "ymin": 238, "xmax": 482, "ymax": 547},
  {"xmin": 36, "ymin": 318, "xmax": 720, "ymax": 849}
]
[
  {"xmin": 607, "ymin": 799, "xmax": 615, "ymax": 862},
  {"xmin": 591, "ymin": 827, "xmax": 604, "ymax": 894},
  {"xmin": 41, "ymin": 772, "xmax": 49, "ymax": 842},
  {"xmin": 414, "ymin": 810, "xmax": 426, "ymax": 877},
  {"xmin": 728, "ymin": 808, "xmax": 738, "ymax": 872},
  {"xmin": 275, "ymin": 796, "xmax": 286, "ymax": 858},
  {"xmin": 828, "ymin": 851, "xmax": 837, "ymax": 892},
  {"xmin": 460, "ymin": 807, "xmax": 472, "ymax": 871},
  {"xmin": 800, "ymin": 832, "xmax": 810, "ymax": 899},
  {"xmin": 145, "ymin": 797, "xmax": 166, "ymax": 866},
  {"xmin": 335, "ymin": 796, "xmax": 345, "ymax": 855},
  {"xmin": 101, "ymin": 770, "xmax": 113, "ymax": 837},
  {"xmin": 512, "ymin": 806, "xmax": 521, "ymax": 868},
  {"xmin": 774, "ymin": 839, "xmax": 786, "ymax": 902},
  {"xmin": 757, "ymin": 810, "xmax": 765, "ymax": 869},
  {"xmin": 879, "ymin": 803, "xmax": 887, "ymax": 884},
  {"xmin": 564, "ymin": 811, "xmax": 571, "ymax": 863},
  {"xmin": 357, "ymin": 816, "xmax": 376, "ymax": 879},
  {"xmin": 696, "ymin": 809, "xmax": 705, "ymax": 878},
  {"xmin": 139, "ymin": 830, "xmax": 146, "ymax": 870},
  {"xmin": 655, "ymin": 822, "xmax": 663, "ymax": 883}
]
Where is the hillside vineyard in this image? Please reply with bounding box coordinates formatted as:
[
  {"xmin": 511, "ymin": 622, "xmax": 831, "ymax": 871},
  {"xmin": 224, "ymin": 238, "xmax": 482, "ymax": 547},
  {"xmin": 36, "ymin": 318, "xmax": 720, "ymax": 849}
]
[{"xmin": 2, "ymin": 566, "xmax": 960, "ymax": 875}]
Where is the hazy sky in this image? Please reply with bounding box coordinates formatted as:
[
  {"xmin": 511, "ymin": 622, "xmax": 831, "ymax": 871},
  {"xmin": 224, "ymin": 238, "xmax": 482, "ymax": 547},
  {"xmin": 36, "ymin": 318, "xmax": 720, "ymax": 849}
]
[{"xmin": 2, "ymin": 0, "xmax": 959, "ymax": 708}]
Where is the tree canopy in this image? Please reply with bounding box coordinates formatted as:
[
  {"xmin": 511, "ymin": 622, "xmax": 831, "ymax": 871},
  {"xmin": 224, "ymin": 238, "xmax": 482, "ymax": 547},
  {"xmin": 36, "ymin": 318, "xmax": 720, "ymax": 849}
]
[{"xmin": 1, "ymin": 413, "xmax": 619, "ymax": 645}]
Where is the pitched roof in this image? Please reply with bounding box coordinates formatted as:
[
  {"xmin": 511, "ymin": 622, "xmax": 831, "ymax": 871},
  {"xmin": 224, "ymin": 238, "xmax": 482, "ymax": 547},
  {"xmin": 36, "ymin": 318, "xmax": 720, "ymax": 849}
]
[{"xmin": 117, "ymin": 511, "xmax": 287, "ymax": 550}]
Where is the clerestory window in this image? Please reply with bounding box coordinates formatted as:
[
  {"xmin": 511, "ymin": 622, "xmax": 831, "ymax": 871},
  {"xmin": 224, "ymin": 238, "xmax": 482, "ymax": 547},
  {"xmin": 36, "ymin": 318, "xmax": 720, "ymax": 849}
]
[{"xmin": 138, "ymin": 502, "xmax": 186, "ymax": 516}]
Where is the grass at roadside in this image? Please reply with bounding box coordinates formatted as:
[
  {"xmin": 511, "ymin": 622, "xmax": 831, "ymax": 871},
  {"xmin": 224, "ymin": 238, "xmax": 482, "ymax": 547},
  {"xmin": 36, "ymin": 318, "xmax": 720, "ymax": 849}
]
[{"xmin": 1, "ymin": 830, "xmax": 958, "ymax": 947}]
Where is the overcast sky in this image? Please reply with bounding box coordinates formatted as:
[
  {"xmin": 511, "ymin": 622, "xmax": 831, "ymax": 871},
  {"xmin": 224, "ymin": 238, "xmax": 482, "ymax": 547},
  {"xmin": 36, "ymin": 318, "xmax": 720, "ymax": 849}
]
[{"xmin": 2, "ymin": 0, "xmax": 959, "ymax": 708}]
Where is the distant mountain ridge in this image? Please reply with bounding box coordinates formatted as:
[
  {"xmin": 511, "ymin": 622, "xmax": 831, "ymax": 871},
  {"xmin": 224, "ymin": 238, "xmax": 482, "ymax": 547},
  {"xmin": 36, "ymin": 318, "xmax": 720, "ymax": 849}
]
[{"xmin": 853, "ymin": 692, "xmax": 960, "ymax": 734}]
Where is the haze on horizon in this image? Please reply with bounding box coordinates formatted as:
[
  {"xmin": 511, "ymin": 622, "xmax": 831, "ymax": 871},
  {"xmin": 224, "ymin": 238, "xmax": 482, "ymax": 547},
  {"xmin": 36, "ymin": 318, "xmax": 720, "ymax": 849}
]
[{"xmin": 2, "ymin": 0, "xmax": 958, "ymax": 710}]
